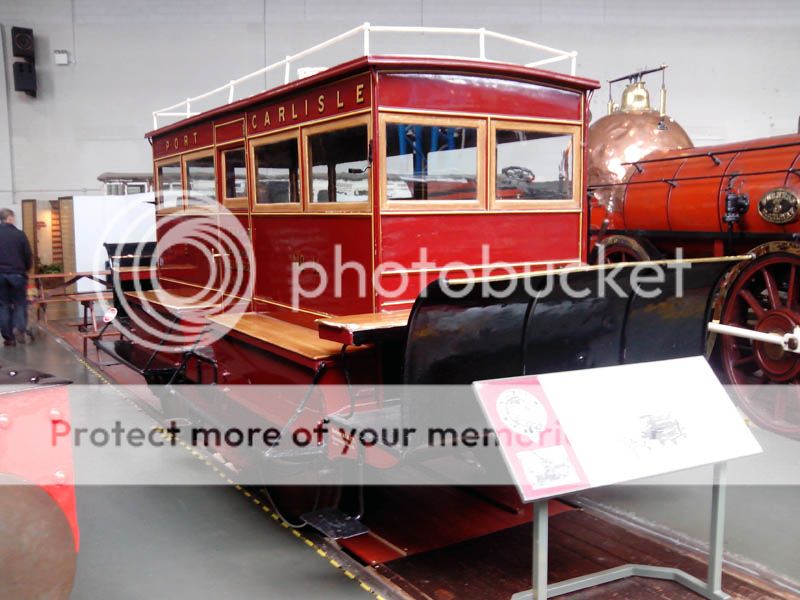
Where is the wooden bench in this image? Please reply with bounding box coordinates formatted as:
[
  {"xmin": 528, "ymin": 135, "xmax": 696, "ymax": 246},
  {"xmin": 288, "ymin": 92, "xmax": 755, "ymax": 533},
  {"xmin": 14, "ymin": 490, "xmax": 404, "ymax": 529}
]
[
  {"xmin": 67, "ymin": 291, "xmax": 113, "ymax": 331},
  {"xmin": 30, "ymin": 271, "xmax": 110, "ymax": 324},
  {"xmin": 206, "ymin": 312, "xmax": 369, "ymax": 363},
  {"xmin": 123, "ymin": 289, "xmax": 223, "ymax": 312},
  {"xmin": 316, "ymin": 310, "xmax": 411, "ymax": 345}
]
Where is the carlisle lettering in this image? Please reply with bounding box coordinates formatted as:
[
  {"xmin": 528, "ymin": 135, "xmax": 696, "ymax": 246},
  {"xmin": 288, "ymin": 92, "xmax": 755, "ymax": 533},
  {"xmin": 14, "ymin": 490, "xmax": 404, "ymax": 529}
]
[{"xmin": 247, "ymin": 81, "xmax": 368, "ymax": 134}]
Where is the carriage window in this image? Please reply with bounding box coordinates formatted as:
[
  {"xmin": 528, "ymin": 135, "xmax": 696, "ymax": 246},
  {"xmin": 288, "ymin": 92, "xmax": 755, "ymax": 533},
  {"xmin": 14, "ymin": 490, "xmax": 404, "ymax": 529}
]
[
  {"xmin": 253, "ymin": 137, "xmax": 300, "ymax": 204},
  {"xmin": 185, "ymin": 154, "xmax": 216, "ymax": 202},
  {"xmin": 385, "ymin": 123, "xmax": 479, "ymax": 201},
  {"xmin": 308, "ymin": 124, "xmax": 369, "ymax": 203},
  {"xmin": 495, "ymin": 129, "xmax": 573, "ymax": 200},
  {"xmin": 223, "ymin": 148, "xmax": 248, "ymax": 201},
  {"xmin": 156, "ymin": 161, "xmax": 181, "ymax": 210}
]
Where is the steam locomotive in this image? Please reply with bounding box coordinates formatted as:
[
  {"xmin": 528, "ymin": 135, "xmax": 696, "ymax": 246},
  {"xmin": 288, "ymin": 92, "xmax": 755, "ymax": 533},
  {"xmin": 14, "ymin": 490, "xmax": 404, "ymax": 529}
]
[{"xmin": 589, "ymin": 68, "xmax": 800, "ymax": 437}]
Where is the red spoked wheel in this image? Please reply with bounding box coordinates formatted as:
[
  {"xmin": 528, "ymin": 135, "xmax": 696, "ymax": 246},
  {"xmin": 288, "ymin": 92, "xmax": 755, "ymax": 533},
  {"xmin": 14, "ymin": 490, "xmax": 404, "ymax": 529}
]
[
  {"xmin": 592, "ymin": 235, "xmax": 653, "ymax": 264},
  {"xmin": 719, "ymin": 252, "xmax": 800, "ymax": 438}
]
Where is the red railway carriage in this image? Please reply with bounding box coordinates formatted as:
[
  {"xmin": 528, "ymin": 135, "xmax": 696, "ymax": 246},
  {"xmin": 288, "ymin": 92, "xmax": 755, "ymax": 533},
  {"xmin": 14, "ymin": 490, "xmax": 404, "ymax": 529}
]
[
  {"xmin": 147, "ymin": 56, "xmax": 594, "ymax": 319},
  {"xmin": 99, "ymin": 28, "xmax": 739, "ymax": 527},
  {"xmin": 115, "ymin": 52, "xmax": 598, "ymax": 388},
  {"xmin": 590, "ymin": 133, "xmax": 800, "ymax": 436}
]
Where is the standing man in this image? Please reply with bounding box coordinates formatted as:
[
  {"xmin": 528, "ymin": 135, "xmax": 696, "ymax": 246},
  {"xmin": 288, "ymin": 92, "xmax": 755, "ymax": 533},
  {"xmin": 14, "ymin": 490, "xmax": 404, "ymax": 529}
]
[{"xmin": 0, "ymin": 208, "xmax": 33, "ymax": 346}]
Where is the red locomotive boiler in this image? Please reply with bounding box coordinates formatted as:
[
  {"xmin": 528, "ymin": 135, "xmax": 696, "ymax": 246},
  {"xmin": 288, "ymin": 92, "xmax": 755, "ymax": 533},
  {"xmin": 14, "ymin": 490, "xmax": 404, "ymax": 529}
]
[{"xmin": 589, "ymin": 73, "xmax": 800, "ymax": 437}]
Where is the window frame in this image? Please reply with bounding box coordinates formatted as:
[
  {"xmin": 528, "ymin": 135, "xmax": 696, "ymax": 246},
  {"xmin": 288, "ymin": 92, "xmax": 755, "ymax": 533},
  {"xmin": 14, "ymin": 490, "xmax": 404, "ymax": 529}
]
[
  {"xmin": 489, "ymin": 119, "xmax": 582, "ymax": 211},
  {"xmin": 182, "ymin": 149, "xmax": 218, "ymax": 213},
  {"xmin": 249, "ymin": 128, "xmax": 303, "ymax": 213},
  {"xmin": 303, "ymin": 113, "xmax": 372, "ymax": 214},
  {"xmin": 379, "ymin": 112, "xmax": 486, "ymax": 212},
  {"xmin": 154, "ymin": 157, "xmax": 184, "ymax": 214},
  {"xmin": 219, "ymin": 143, "xmax": 249, "ymax": 211}
]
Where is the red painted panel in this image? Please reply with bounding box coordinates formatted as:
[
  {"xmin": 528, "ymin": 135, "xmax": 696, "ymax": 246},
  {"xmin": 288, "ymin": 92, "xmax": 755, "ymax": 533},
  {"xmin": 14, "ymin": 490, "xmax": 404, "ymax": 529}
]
[
  {"xmin": 216, "ymin": 213, "xmax": 253, "ymax": 298},
  {"xmin": 153, "ymin": 122, "xmax": 214, "ymax": 159},
  {"xmin": 378, "ymin": 212, "xmax": 581, "ymax": 306},
  {"xmin": 246, "ymin": 73, "xmax": 371, "ymax": 136},
  {"xmin": 250, "ymin": 215, "xmax": 374, "ymax": 316},
  {"xmin": 623, "ymin": 160, "xmax": 681, "ymax": 231},
  {"xmin": 377, "ymin": 72, "xmax": 581, "ymax": 121},
  {"xmin": 156, "ymin": 214, "xmax": 214, "ymax": 289},
  {"xmin": 214, "ymin": 117, "xmax": 245, "ymax": 144},
  {"xmin": 667, "ymin": 155, "xmax": 732, "ymax": 231},
  {"xmin": 0, "ymin": 385, "xmax": 79, "ymax": 551}
]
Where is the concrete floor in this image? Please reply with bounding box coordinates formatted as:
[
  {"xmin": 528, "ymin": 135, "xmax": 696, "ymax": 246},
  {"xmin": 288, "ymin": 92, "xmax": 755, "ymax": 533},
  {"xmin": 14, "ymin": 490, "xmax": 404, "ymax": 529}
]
[{"xmin": 3, "ymin": 330, "xmax": 799, "ymax": 597}]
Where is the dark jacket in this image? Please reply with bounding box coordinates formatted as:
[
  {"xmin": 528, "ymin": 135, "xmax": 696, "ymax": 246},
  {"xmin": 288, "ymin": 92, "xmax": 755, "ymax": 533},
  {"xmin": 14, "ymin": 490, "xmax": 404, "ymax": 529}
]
[{"xmin": 0, "ymin": 222, "xmax": 33, "ymax": 274}]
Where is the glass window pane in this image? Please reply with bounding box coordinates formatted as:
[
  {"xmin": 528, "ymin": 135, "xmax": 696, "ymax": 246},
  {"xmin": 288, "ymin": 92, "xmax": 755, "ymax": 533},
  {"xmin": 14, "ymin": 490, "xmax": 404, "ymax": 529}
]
[
  {"xmin": 385, "ymin": 123, "xmax": 478, "ymax": 201},
  {"xmin": 253, "ymin": 138, "xmax": 300, "ymax": 204},
  {"xmin": 308, "ymin": 125, "xmax": 369, "ymax": 203},
  {"xmin": 185, "ymin": 155, "xmax": 216, "ymax": 201},
  {"xmin": 157, "ymin": 162, "xmax": 181, "ymax": 209},
  {"xmin": 224, "ymin": 148, "xmax": 248, "ymax": 200},
  {"xmin": 495, "ymin": 129, "xmax": 573, "ymax": 200}
]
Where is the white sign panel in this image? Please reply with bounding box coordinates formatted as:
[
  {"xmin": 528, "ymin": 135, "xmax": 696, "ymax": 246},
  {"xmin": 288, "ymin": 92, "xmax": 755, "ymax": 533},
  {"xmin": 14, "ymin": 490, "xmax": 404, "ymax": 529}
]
[{"xmin": 473, "ymin": 356, "xmax": 762, "ymax": 502}]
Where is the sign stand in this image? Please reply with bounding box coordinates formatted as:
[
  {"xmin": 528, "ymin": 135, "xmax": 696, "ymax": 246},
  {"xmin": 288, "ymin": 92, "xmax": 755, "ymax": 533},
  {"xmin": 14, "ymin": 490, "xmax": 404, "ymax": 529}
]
[{"xmin": 512, "ymin": 462, "xmax": 730, "ymax": 600}]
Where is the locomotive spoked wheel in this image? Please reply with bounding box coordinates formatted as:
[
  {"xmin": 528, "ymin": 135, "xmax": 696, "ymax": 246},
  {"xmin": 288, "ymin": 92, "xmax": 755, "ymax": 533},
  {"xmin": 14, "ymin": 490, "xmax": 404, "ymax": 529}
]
[
  {"xmin": 719, "ymin": 252, "xmax": 800, "ymax": 438},
  {"xmin": 592, "ymin": 235, "xmax": 654, "ymax": 264}
]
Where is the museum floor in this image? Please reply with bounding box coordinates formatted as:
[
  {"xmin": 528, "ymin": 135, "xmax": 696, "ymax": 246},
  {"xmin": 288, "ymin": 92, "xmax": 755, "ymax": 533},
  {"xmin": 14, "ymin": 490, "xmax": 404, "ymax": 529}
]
[{"xmin": 3, "ymin": 326, "xmax": 799, "ymax": 599}]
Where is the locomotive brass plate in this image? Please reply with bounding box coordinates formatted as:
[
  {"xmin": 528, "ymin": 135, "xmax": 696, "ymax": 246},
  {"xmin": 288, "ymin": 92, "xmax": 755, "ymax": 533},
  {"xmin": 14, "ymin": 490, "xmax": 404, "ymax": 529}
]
[{"xmin": 758, "ymin": 188, "xmax": 799, "ymax": 224}]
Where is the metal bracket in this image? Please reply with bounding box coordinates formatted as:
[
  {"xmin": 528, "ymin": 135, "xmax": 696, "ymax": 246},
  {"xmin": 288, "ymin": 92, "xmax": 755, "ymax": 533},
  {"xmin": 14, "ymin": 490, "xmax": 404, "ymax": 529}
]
[{"xmin": 512, "ymin": 463, "xmax": 730, "ymax": 600}]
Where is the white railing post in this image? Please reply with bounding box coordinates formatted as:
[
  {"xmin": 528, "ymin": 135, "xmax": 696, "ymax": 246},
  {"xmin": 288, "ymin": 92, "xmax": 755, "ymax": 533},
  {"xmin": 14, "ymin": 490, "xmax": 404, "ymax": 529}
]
[
  {"xmin": 284, "ymin": 55, "xmax": 291, "ymax": 84},
  {"xmin": 228, "ymin": 81, "xmax": 235, "ymax": 103},
  {"xmin": 363, "ymin": 22, "xmax": 371, "ymax": 55},
  {"xmin": 570, "ymin": 51, "xmax": 577, "ymax": 76},
  {"xmin": 185, "ymin": 98, "xmax": 191, "ymax": 118},
  {"xmin": 479, "ymin": 27, "xmax": 486, "ymax": 60},
  {"xmin": 153, "ymin": 113, "xmax": 158, "ymax": 129}
]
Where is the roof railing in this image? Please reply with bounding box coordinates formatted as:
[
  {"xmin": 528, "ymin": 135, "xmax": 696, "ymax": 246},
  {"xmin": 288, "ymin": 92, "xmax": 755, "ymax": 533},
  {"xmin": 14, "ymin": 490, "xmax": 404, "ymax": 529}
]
[{"xmin": 151, "ymin": 23, "xmax": 578, "ymax": 130}]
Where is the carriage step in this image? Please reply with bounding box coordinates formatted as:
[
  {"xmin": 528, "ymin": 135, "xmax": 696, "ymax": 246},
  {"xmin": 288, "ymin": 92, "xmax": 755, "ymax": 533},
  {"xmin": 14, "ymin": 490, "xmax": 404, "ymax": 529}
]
[{"xmin": 301, "ymin": 507, "xmax": 369, "ymax": 540}]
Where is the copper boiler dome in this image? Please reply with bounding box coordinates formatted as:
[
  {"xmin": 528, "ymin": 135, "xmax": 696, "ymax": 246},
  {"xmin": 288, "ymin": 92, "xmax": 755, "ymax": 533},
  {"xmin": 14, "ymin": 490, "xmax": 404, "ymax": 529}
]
[{"xmin": 587, "ymin": 66, "xmax": 693, "ymax": 212}]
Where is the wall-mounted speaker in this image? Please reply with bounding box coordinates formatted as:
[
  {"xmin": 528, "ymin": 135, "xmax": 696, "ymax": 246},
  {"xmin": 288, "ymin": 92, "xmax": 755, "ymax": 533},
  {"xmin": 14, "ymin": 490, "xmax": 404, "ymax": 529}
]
[
  {"xmin": 13, "ymin": 61, "xmax": 37, "ymax": 98},
  {"xmin": 11, "ymin": 27, "xmax": 35, "ymax": 60}
]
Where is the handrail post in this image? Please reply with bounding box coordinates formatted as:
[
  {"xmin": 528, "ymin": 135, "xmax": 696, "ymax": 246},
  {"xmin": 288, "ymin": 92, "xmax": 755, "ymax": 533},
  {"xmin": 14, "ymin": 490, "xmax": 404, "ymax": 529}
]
[
  {"xmin": 363, "ymin": 22, "xmax": 371, "ymax": 55},
  {"xmin": 152, "ymin": 113, "xmax": 158, "ymax": 130},
  {"xmin": 479, "ymin": 27, "xmax": 486, "ymax": 60},
  {"xmin": 228, "ymin": 81, "xmax": 235, "ymax": 103},
  {"xmin": 185, "ymin": 98, "xmax": 191, "ymax": 118},
  {"xmin": 284, "ymin": 55, "xmax": 291, "ymax": 84},
  {"xmin": 570, "ymin": 51, "xmax": 577, "ymax": 76}
]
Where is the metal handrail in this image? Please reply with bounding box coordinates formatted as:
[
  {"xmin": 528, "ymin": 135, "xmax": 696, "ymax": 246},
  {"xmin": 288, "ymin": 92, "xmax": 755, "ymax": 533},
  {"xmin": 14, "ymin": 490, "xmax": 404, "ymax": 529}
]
[{"xmin": 151, "ymin": 22, "xmax": 578, "ymax": 129}]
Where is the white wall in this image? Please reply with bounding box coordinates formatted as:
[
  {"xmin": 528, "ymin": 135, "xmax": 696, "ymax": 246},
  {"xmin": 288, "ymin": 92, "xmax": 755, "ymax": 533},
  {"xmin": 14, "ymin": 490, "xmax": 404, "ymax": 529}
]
[{"xmin": 1, "ymin": 0, "xmax": 799, "ymax": 208}]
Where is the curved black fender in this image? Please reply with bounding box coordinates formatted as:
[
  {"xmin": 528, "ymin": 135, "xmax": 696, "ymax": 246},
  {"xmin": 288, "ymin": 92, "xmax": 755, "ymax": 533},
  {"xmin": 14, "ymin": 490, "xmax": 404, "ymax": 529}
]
[{"xmin": 401, "ymin": 258, "xmax": 744, "ymax": 433}]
